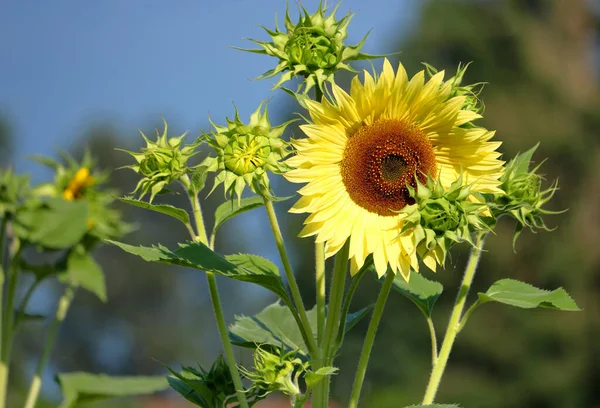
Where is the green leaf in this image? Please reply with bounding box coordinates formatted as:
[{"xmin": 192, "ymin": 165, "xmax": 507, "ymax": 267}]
[
  {"xmin": 478, "ymin": 279, "xmax": 581, "ymax": 311},
  {"xmin": 229, "ymin": 301, "xmax": 313, "ymax": 357},
  {"xmin": 305, "ymin": 366, "xmax": 338, "ymax": 388},
  {"xmin": 56, "ymin": 372, "xmax": 168, "ymax": 408},
  {"xmin": 116, "ymin": 196, "xmax": 190, "ymax": 225},
  {"xmin": 17, "ymin": 198, "xmax": 89, "ymax": 249},
  {"xmin": 389, "ymin": 272, "xmax": 443, "ymax": 317},
  {"xmin": 212, "ymin": 196, "xmax": 265, "ymax": 236},
  {"xmin": 59, "ymin": 247, "xmax": 106, "ymax": 302},
  {"xmin": 108, "ymin": 240, "xmax": 291, "ymax": 304}
]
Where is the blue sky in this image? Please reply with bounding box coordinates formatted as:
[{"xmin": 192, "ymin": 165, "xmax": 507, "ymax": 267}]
[{"xmin": 0, "ymin": 0, "xmax": 421, "ymax": 170}]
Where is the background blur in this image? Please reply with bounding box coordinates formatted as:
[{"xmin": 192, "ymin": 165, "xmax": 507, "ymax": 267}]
[{"xmin": 1, "ymin": 0, "xmax": 599, "ymax": 407}]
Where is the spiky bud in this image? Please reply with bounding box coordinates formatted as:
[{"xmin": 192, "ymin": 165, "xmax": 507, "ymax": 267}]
[
  {"xmin": 491, "ymin": 144, "xmax": 562, "ymax": 248},
  {"xmin": 203, "ymin": 102, "xmax": 293, "ymax": 201},
  {"xmin": 120, "ymin": 119, "xmax": 200, "ymax": 202},
  {"xmin": 237, "ymin": 2, "xmax": 384, "ymax": 94},
  {"xmin": 239, "ymin": 347, "xmax": 305, "ymax": 398},
  {"xmin": 399, "ymin": 174, "xmax": 492, "ymax": 272}
]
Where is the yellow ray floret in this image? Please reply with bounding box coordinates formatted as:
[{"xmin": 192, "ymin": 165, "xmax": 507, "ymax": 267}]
[{"xmin": 285, "ymin": 59, "xmax": 505, "ymax": 280}]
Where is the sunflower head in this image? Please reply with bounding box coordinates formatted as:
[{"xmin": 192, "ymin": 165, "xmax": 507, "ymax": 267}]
[
  {"xmin": 492, "ymin": 144, "xmax": 562, "ymax": 247},
  {"xmin": 121, "ymin": 119, "xmax": 199, "ymax": 202},
  {"xmin": 238, "ymin": 2, "xmax": 382, "ymax": 94},
  {"xmin": 286, "ymin": 59, "xmax": 504, "ymax": 279},
  {"xmin": 204, "ymin": 102, "xmax": 293, "ymax": 201}
]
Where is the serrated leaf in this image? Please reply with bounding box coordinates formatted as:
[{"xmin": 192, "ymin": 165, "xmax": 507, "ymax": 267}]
[
  {"xmin": 212, "ymin": 196, "xmax": 265, "ymax": 236},
  {"xmin": 17, "ymin": 198, "xmax": 89, "ymax": 249},
  {"xmin": 56, "ymin": 372, "xmax": 168, "ymax": 408},
  {"xmin": 228, "ymin": 302, "xmax": 369, "ymax": 359},
  {"xmin": 59, "ymin": 248, "xmax": 106, "ymax": 302},
  {"xmin": 229, "ymin": 302, "xmax": 313, "ymax": 357},
  {"xmin": 108, "ymin": 240, "xmax": 291, "ymax": 304},
  {"xmin": 478, "ymin": 279, "xmax": 580, "ymax": 311},
  {"xmin": 388, "ymin": 272, "xmax": 443, "ymax": 317},
  {"xmin": 117, "ymin": 196, "xmax": 190, "ymax": 225}
]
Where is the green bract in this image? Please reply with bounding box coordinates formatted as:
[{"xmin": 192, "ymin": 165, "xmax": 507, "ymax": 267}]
[
  {"xmin": 400, "ymin": 174, "xmax": 492, "ymax": 271},
  {"xmin": 121, "ymin": 119, "xmax": 200, "ymax": 202},
  {"xmin": 203, "ymin": 102, "xmax": 292, "ymax": 201},
  {"xmin": 491, "ymin": 144, "xmax": 562, "ymax": 247},
  {"xmin": 238, "ymin": 2, "xmax": 382, "ymax": 93}
]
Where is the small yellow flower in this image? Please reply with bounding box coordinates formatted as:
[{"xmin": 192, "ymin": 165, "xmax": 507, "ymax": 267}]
[
  {"xmin": 62, "ymin": 167, "xmax": 95, "ymax": 201},
  {"xmin": 285, "ymin": 59, "xmax": 504, "ymax": 280}
]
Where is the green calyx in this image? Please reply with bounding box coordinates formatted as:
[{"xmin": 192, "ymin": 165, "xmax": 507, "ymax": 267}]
[
  {"xmin": 491, "ymin": 143, "xmax": 563, "ymax": 248},
  {"xmin": 203, "ymin": 102, "xmax": 293, "ymax": 201},
  {"xmin": 120, "ymin": 119, "xmax": 201, "ymax": 202},
  {"xmin": 237, "ymin": 1, "xmax": 384, "ymax": 94},
  {"xmin": 424, "ymin": 62, "xmax": 486, "ymax": 121},
  {"xmin": 400, "ymin": 174, "xmax": 492, "ymax": 270}
]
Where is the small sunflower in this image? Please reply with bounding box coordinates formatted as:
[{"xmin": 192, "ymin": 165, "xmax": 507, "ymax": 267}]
[{"xmin": 285, "ymin": 59, "xmax": 504, "ymax": 279}]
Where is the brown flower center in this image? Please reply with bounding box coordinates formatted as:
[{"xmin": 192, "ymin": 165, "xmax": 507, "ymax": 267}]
[{"xmin": 340, "ymin": 119, "xmax": 437, "ymax": 216}]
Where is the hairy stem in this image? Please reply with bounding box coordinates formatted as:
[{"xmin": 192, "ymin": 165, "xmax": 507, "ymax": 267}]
[
  {"xmin": 182, "ymin": 175, "xmax": 249, "ymax": 408},
  {"xmin": 421, "ymin": 233, "xmax": 487, "ymax": 404},
  {"xmin": 23, "ymin": 285, "xmax": 76, "ymax": 408},
  {"xmin": 348, "ymin": 271, "xmax": 395, "ymax": 408},
  {"xmin": 315, "ymin": 242, "xmax": 326, "ymax": 346},
  {"xmin": 263, "ymin": 198, "xmax": 318, "ymax": 357}
]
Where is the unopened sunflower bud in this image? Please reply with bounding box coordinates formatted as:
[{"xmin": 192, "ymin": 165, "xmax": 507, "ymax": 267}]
[
  {"xmin": 237, "ymin": 2, "xmax": 384, "ymax": 94},
  {"xmin": 121, "ymin": 119, "xmax": 200, "ymax": 202},
  {"xmin": 204, "ymin": 102, "xmax": 293, "ymax": 201},
  {"xmin": 399, "ymin": 174, "xmax": 492, "ymax": 272},
  {"xmin": 239, "ymin": 347, "xmax": 305, "ymax": 398},
  {"xmin": 492, "ymin": 143, "xmax": 562, "ymax": 248}
]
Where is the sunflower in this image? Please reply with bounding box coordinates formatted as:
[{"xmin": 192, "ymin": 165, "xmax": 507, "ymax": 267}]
[{"xmin": 285, "ymin": 59, "xmax": 504, "ymax": 280}]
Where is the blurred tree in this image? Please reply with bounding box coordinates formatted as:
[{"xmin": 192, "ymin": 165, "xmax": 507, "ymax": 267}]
[{"xmin": 0, "ymin": 117, "xmax": 13, "ymax": 165}]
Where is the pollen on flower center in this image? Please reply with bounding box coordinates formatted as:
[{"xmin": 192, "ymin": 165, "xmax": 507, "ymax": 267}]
[{"xmin": 340, "ymin": 119, "xmax": 437, "ymax": 216}]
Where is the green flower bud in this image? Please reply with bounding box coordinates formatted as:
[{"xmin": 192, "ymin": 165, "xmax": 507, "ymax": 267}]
[
  {"xmin": 236, "ymin": 2, "xmax": 385, "ymax": 94},
  {"xmin": 400, "ymin": 174, "xmax": 492, "ymax": 272},
  {"xmin": 239, "ymin": 347, "xmax": 305, "ymax": 399},
  {"xmin": 120, "ymin": 119, "xmax": 200, "ymax": 202},
  {"xmin": 491, "ymin": 143, "xmax": 562, "ymax": 248},
  {"xmin": 204, "ymin": 102, "xmax": 293, "ymax": 201}
]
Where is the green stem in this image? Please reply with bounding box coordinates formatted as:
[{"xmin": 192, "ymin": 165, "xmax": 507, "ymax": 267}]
[
  {"xmin": 348, "ymin": 271, "xmax": 395, "ymax": 408},
  {"xmin": 335, "ymin": 265, "xmax": 368, "ymax": 350},
  {"xmin": 23, "ymin": 285, "xmax": 76, "ymax": 408},
  {"xmin": 315, "ymin": 242, "xmax": 326, "ymax": 346},
  {"xmin": 263, "ymin": 198, "xmax": 318, "ymax": 357},
  {"xmin": 315, "ymin": 242, "xmax": 349, "ymax": 408},
  {"xmin": 0, "ymin": 242, "xmax": 20, "ymax": 408},
  {"xmin": 421, "ymin": 233, "xmax": 487, "ymax": 405},
  {"xmin": 14, "ymin": 279, "xmax": 42, "ymax": 332},
  {"xmin": 182, "ymin": 176, "xmax": 249, "ymax": 408},
  {"xmin": 426, "ymin": 317, "xmax": 438, "ymax": 365}
]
